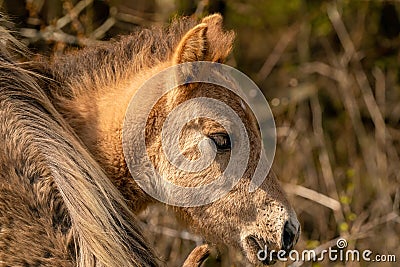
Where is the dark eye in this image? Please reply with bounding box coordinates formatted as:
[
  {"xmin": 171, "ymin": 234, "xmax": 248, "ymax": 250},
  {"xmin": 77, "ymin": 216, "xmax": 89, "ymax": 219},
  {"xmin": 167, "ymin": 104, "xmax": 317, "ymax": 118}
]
[{"xmin": 209, "ymin": 133, "xmax": 231, "ymax": 152}]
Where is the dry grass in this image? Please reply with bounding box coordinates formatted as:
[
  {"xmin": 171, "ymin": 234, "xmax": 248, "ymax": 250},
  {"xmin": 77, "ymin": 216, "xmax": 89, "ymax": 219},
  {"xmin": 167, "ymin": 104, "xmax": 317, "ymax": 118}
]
[{"xmin": 2, "ymin": 0, "xmax": 399, "ymax": 266}]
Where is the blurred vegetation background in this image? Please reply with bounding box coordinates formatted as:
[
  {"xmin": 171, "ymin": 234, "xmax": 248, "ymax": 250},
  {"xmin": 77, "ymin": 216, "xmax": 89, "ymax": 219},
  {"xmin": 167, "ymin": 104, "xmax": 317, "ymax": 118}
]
[{"xmin": 1, "ymin": 0, "xmax": 399, "ymax": 266}]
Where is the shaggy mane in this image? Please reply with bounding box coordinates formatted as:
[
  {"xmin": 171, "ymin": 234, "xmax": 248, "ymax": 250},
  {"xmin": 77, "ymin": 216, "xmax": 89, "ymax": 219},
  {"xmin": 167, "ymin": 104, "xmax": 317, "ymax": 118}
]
[
  {"xmin": 43, "ymin": 17, "xmax": 198, "ymax": 98},
  {"xmin": 0, "ymin": 21, "xmax": 157, "ymax": 267},
  {"xmin": 38, "ymin": 16, "xmax": 233, "ymax": 100}
]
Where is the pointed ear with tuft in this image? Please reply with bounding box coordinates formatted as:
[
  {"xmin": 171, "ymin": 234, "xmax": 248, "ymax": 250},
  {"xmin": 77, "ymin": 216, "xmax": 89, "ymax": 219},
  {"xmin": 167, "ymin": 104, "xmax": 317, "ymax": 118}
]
[
  {"xmin": 201, "ymin": 13, "xmax": 235, "ymax": 63},
  {"xmin": 173, "ymin": 14, "xmax": 235, "ymax": 65},
  {"xmin": 173, "ymin": 23, "xmax": 209, "ymax": 65}
]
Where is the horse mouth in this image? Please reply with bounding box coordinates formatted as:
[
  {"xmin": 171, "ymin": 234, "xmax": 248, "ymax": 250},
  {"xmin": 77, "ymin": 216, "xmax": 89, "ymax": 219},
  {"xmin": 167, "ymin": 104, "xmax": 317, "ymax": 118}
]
[{"xmin": 243, "ymin": 235, "xmax": 278, "ymax": 266}]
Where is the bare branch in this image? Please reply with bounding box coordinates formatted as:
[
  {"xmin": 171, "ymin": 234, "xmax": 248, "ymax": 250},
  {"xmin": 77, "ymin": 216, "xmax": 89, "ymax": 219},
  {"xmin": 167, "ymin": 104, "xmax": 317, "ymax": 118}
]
[
  {"xmin": 283, "ymin": 183, "xmax": 341, "ymax": 211},
  {"xmin": 257, "ymin": 24, "xmax": 300, "ymax": 82},
  {"xmin": 56, "ymin": 0, "xmax": 94, "ymax": 29}
]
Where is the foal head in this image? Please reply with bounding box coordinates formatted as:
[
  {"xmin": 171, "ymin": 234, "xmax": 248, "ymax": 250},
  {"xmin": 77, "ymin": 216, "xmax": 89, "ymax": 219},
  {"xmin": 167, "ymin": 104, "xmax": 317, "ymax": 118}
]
[{"xmin": 127, "ymin": 14, "xmax": 300, "ymax": 265}]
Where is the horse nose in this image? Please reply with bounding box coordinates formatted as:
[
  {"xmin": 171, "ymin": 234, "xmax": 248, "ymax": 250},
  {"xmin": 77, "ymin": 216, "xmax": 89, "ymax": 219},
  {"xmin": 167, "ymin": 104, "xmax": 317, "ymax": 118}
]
[{"xmin": 281, "ymin": 219, "xmax": 300, "ymax": 252}]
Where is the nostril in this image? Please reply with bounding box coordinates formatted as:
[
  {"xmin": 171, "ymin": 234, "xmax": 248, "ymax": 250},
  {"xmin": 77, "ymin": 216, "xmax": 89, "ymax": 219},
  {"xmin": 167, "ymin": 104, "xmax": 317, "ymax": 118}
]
[{"xmin": 281, "ymin": 220, "xmax": 298, "ymax": 252}]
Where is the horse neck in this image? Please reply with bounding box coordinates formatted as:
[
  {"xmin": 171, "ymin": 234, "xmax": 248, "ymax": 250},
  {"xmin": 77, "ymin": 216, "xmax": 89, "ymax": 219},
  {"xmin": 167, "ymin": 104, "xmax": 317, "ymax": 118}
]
[{"xmin": 53, "ymin": 62, "xmax": 170, "ymax": 213}]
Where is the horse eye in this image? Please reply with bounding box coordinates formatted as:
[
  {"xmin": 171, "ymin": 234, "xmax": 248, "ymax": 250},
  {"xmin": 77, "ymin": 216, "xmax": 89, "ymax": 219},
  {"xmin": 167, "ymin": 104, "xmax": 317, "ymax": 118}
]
[{"xmin": 208, "ymin": 133, "xmax": 231, "ymax": 152}]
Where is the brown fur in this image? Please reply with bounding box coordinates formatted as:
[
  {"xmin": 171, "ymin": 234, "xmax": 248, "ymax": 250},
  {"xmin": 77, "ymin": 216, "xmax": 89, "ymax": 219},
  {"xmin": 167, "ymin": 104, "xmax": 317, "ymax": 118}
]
[
  {"xmin": 10, "ymin": 14, "xmax": 299, "ymax": 265},
  {"xmin": 0, "ymin": 22, "xmax": 157, "ymax": 266},
  {"xmin": 36, "ymin": 14, "xmax": 236, "ymax": 213}
]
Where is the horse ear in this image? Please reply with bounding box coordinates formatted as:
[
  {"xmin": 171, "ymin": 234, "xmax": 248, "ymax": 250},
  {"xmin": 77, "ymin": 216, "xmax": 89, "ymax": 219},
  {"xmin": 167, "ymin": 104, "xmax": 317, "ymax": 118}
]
[
  {"xmin": 173, "ymin": 23, "xmax": 209, "ymax": 64},
  {"xmin": 201, "ymin": 13, "xmax": 235, "ymax": 63},
  {"xmin": 173, "ymin": 14, "xmax": 235, "ymax": 65}
]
